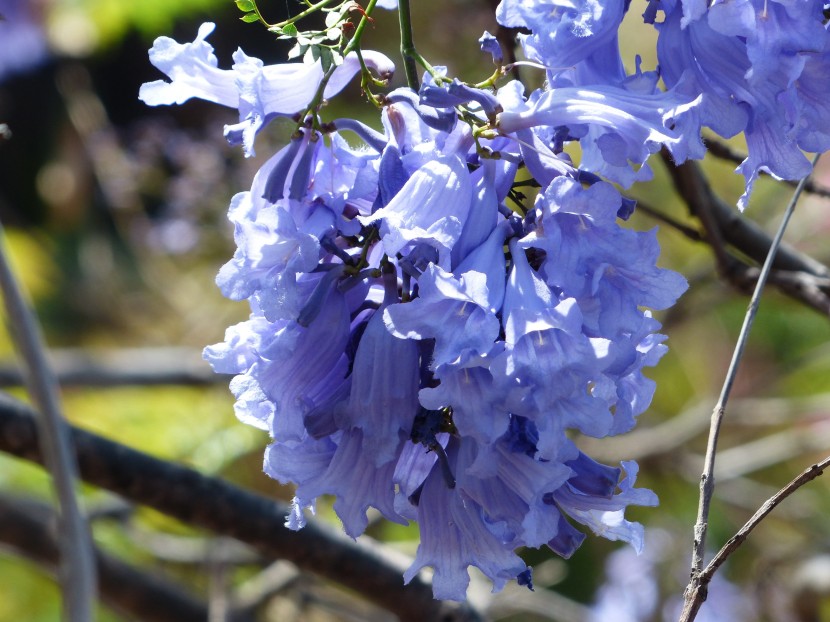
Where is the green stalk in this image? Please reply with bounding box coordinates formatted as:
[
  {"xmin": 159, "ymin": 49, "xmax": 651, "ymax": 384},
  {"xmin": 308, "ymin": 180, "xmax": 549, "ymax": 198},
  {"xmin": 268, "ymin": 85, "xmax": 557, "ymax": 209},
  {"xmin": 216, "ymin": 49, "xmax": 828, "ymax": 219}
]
[
  {"xmin": 344, "ymin": 0, "xmax": 379, "ymax": 54},
  {"xmin": 274, "ymin": 0, "xmax": 339, "ymax": 28},
  {"xmin": 397, "ymin": 0, "xmax": 420, "ymax": 90},
  {"xmin": 299, "ymin": 0, "xmax": 380, "ymax": 124}
]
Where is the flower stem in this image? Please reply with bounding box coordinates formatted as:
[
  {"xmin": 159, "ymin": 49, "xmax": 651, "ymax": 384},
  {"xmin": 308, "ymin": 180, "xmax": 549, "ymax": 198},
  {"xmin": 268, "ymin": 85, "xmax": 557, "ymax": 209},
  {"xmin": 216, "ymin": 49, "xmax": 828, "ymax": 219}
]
[
  {"xmin": 397, "ymin": 0, "xmax": 420, "ymax": 90},
  {"xmin": 300, "ymin": 0, "xmax": 380, "ymax": 125},
  {"xmin": 274, "ymin": 0, "xmax": 339, "ymax": 28}
]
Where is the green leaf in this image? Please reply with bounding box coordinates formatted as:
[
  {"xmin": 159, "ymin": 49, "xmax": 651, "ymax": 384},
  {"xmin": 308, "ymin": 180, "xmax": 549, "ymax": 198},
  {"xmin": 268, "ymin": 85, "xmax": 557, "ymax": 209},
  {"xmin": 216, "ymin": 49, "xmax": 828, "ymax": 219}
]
[
  {"xmin": 318, "ymin": 46, "xmax": 334, "ymax": 73},
  {"xmin": 240, "ymin": 12, "xmax": 259, "ymax": 23},
  {"xmin": 287, "ymin": 42, "xmax": 304, "ymax": 59},
  {"xmin": 282, "ymin": 22, "xmax": 298, "ymax": 37},
  {"xmin": 235, "ymin": 0, "xmax": 255, "ymax": 12}
]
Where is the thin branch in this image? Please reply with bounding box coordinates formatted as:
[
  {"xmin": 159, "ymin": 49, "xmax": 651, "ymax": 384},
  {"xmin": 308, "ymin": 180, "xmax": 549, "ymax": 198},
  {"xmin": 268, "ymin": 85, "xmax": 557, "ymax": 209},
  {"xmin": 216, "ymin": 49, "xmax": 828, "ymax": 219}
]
[
  {"xmin": 636, "ymin": 195, "xmax": 830, "ymax": 315},
  {"xmin": 679, "ymin": 154, "xmax": 821, "ymax": 622},
  {"xmin": 705, "ymin": 454, "xmax": 830, "ymax": 576},
  {"xmin": 680, "ymin": 454, "xmax": 830, "ymax": 622},
  {"xmin": 0, "ymin": 391, "xmax": 485, "ymax": 622},
  {"xmin": 0, "ymin": 493, "xmax": 215, "ymax": 622},
  {"xmin": 633, "ymin": 199, "xmax": 707, "ymax": 243},
  {"xmin": 0, "ymin": 223, "xmax": 97, "ymax": 620},
  {"xmin": 0, "ymin": 347, "xmax": 219, "ymax": 388}
]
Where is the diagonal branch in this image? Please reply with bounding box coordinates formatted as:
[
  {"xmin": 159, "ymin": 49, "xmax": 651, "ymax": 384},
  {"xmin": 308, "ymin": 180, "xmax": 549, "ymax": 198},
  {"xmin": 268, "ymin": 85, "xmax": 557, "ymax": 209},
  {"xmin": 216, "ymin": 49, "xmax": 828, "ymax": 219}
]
[
  {"xmin": 660, "ymin": 154, "xmax": 830, "ymax": 315},
  {"xmin": 0, "ymin": 493, "xmax": 216, "ymax": 622},
  {"xmin": 662, "ymin": 154, "xmax": 830, "ymax": 278},
  {"xmin": 679, "ymin": 454, "xmax": 830, "ymax": 622},
  {"xmin": 678, "ymin": 155, "xmax": 821, "ymax": 622},
  {"xmin": 636, "ymin": 196, "xmax": 830, "ymax": 315},
  {"xmin": 0, "ymin": 391, "xmax": 484, "ymax": 622}
]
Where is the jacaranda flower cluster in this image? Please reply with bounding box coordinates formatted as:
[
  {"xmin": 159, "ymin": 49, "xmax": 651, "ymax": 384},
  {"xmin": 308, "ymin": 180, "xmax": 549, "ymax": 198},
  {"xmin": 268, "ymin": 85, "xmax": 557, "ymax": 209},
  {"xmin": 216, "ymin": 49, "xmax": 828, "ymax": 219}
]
[{"xmin": 140, "ymin": 0, "xmax": 830, "ymax": 601}]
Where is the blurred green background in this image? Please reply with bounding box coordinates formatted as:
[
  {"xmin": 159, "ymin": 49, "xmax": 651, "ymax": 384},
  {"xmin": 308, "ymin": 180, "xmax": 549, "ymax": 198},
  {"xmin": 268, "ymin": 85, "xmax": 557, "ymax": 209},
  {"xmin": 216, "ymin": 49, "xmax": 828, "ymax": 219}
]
[{"xmin": 2, "ymin": 1, "xmax": 830, "ymax": 620}]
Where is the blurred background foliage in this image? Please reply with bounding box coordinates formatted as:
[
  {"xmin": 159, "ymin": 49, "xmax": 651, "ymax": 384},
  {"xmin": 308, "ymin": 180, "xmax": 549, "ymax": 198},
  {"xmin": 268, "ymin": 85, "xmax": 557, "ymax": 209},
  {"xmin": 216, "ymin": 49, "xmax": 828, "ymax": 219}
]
[{"xmin": 2, "ymin": 0, "xmax": 830, "ymax": 620}]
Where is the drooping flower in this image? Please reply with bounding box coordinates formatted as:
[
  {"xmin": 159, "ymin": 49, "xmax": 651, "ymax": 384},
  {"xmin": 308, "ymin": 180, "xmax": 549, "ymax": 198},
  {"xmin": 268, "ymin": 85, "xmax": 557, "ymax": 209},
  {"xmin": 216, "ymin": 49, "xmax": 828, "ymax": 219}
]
[
  {"xmin": 140, "ymin": 22, "xmax": 394, "ymax": 156},
  {"xmin": 496, "ymin": 0, "xmax": 627, "ymax": 85},
  {"xmin": 497, "ymin": 81, "xmax": 704, "ymax": 186},
  {"xmin": 646, "ymin": 0, "xmax": 830, "ymax": 208},
  {"xmin": 143, "ymin": 10, "xmax": 695, "ymax": 603}
]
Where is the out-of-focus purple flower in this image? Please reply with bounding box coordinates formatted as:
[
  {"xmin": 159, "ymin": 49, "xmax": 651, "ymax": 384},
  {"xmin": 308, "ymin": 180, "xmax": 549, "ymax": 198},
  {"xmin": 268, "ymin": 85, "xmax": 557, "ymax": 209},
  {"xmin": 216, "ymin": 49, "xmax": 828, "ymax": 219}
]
[
  {"xmin": 0, "ymin": 0, "xmax": 49, "ymax": 81},
  {"xmin": 590, "ymin": 529, "xmax": 759, "ymax": 622}
]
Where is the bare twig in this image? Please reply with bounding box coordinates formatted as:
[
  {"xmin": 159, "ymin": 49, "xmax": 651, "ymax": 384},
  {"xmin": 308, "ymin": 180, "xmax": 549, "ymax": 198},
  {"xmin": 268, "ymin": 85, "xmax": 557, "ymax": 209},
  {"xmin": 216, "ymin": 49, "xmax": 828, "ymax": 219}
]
[
  {"xmin": 0, "ymin": 390, "xmax": 485, "ymax": 622},
  {"xmin": 680, "ymin": 454, "xmax": 830, "ymax": 622},
  {"xmin": 679, "ymin": 154, "xmax": 821, "ymax": 622},
  {"xmin": 0, "ymin": 224, "xmax": 97, "ymax": 620},
  {"xmin": 633, "ymin": 199, "xmax": 707, "ymax": 243},
  {"xmin": 0, "ymin": 493, "xmax": 215, "ymax": 622}
]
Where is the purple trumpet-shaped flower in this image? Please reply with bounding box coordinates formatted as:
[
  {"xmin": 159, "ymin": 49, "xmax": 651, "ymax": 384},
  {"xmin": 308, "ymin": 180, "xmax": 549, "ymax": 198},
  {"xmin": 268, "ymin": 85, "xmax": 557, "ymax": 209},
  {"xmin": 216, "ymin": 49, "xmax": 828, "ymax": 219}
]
[
  {"xmin": 335, "ymin": 266, "xmax": 421, "ymax": 466},
  {"xmin": 420, "ymin": 78, "xmax": 503, "ymax": 122},
  {"xmin": 384, "ymin": 263, "xmax": 500, "ymax": 370},
  {"xmin": 384, "ymin": 222, "xmax": 511, "ymax": 376},
  {"xmin": 139, "ymin": 23, "xmax": 238, "ymax": 108},
  {"xmin": 548, "ymin": 460, "xmax": 657, "ymax": 553},
  {"xmin": 208, "ymin": 279, "xmax": 352, "ymax": 443},
  {"xmin": 140, "ymin": 0, "xmax": 699, "ymax": 601},
  {"xmin": 267, "ymin": 427, "xmax": 408, "ymax": 536},
  {"xmin": 496, "ymin": 0, "xmax": 627, "ymax": 84},
  {"xmin": 648, "ymin": 0, "xmax": 830, "ymax": 208},
  {"xmin": 490, "ymin": 239, "xmax": 612, "ymax": 457},
  {"xmin": 140, "ymin": 22, "xmax": 395, "ymax": 156},
  {"xmin": 479, "ymin": 31, "xmax": 504, "ymax": 65},
  {"xmin": 521, "ymin": 177, "xmax": 688, "ymax": 337},
  {"xmin": 359, "ymin": 143, "xmax": 473, "ymax": 267},
  {"xmin": 401, "ymin": 438, "xmax": 530, "ymax": 601},
  {"xmin": 455, "ymin": 428, "xmax": 575, "ymax": 548},
  {"xmin": 497, "ymin": 80, "xmax": 704, "ymax": 186}
]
